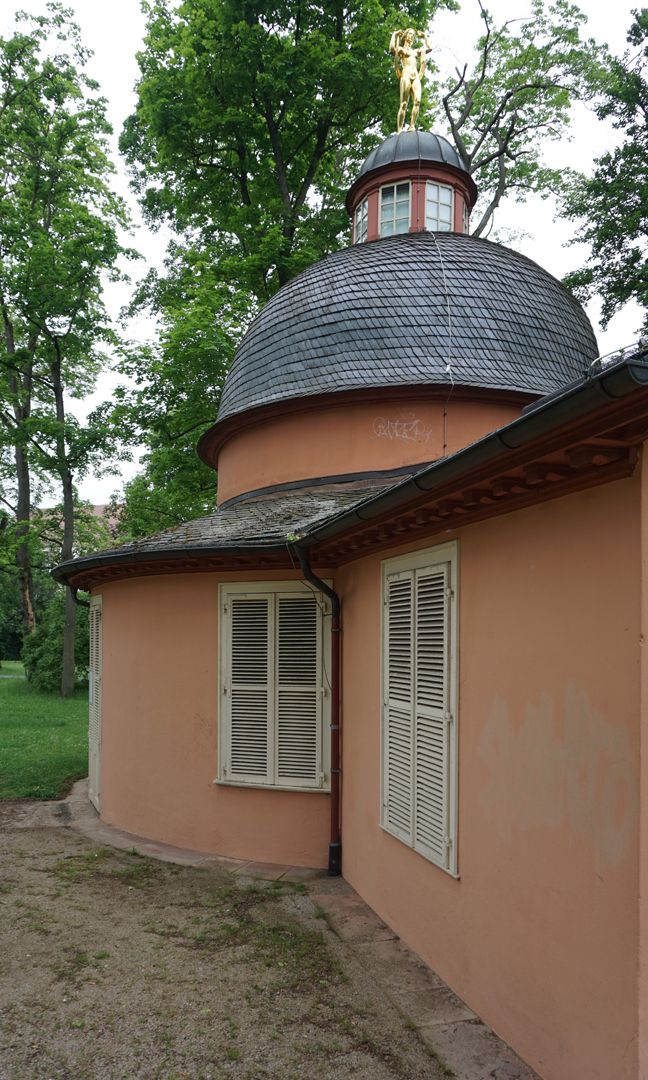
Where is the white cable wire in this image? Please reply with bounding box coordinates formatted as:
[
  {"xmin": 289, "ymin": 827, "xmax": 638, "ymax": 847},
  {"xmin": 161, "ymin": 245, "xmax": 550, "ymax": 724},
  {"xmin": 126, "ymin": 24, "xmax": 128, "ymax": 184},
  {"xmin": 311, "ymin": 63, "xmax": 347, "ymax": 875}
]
[{"xmin": 430, "ymin": 232, "xmax": 455, "ymax": 387}]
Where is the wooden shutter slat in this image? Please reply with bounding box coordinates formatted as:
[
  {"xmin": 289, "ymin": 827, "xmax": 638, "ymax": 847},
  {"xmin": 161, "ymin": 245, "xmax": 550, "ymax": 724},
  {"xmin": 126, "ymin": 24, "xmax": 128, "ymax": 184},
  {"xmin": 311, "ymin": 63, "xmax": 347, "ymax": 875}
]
[
  {"xmin": 382, "ymin": 553, "xmax": 456, "ymax": 873},
  {"xmin": 414, "ymin": 566, "xmax": 450, "ymax": 867},
  {"xmin": 276, "ymin": 596, "xmax": 320, "ymax": 786},
  {"xmin": 415, "ymin": 571, "xmax": 448, "ymax": 711},
  {"xmin": 384, "ymin": 574, "xmax": 414, "ymax": 841},
  {"xmin": 228, "ymin": 597, "xmax": 271, "ymax": 781}
]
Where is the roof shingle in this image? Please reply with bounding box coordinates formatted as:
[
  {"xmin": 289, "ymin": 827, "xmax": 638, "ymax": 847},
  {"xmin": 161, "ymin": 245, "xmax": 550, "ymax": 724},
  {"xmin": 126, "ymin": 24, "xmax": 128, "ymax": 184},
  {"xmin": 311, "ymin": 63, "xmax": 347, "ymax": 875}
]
[{"xmin": 217, "ymin": 233, "xmax": 598, "ymax": 425}]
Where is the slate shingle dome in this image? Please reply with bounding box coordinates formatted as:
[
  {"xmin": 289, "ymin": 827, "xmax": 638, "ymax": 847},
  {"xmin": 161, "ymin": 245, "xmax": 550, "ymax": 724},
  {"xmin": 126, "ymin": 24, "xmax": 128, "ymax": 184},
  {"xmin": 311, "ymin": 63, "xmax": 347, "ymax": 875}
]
[
  {"xmin": 357, "ymin": 130, "xmax": 466, "ymax": 179},
  {"xmin": 216, "ymin": 231, "xmax": 599, "ymax": 425}
]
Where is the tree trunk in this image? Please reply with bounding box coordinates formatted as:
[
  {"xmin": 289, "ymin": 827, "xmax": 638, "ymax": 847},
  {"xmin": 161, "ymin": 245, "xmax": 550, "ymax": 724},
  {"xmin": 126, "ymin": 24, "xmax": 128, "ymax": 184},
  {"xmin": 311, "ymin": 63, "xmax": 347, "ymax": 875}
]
[
  {"xmin": 2, "ymin": 303, "xmax": 37, "ymax": 635},
  {"xmin": 52, "ymin": 343, "xmax": 76, "ymax": 698},
  {"xmin": 59, "ymin": 460, "xmax": 76, "ymax": 697},
  {"xmin": 62, "ymin": 584, "xmax": 76, "ymax": 698},
  {"xmin": 14, "ymin": 431, "xmax": 36, "ymax": 636}
]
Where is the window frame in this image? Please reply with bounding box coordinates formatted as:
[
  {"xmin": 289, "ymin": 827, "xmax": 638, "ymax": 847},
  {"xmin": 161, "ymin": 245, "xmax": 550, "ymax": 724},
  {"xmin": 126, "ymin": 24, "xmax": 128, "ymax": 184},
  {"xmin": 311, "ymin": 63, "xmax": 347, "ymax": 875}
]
[
  {"xmin": 217, "ymin": 580, "xmax": 331, "ymax": 793},
  {"xmin": 354, "ymin": 196, "xmax": 368, "ymax": 244},
  {"xmin": 380, "ymin": 542, "xmax": 459, "ymax": 876},
  {"xmin": 379, "ymin": 181, "xmax": 411, "ymax": 237},
  {"xmin": 424, "ymin": 180, "xmax": 455, "ymax": 233}
]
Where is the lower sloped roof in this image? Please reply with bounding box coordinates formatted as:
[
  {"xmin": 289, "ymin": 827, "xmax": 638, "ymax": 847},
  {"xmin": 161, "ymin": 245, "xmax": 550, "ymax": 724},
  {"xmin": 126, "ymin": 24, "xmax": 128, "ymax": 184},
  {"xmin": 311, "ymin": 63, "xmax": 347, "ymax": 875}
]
[{"xmin": 52, "ymin": 480, "xmax": 398, "ymax": 582}]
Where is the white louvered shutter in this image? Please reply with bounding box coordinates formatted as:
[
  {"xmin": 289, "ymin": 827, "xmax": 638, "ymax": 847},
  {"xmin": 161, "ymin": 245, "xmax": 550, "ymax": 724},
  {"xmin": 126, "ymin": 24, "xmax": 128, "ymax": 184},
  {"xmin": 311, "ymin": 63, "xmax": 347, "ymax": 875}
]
[
  {"xmin": 414, "ymin": 565, "xmax": 451, "ymax": 868},
  {"xmin": 276, "ymin": 594, "xmax": 322, "ymax": 788},
  {"xmin": 88, "ymin": 596, "xmax": 102, "ymax": 811},
  {"xmin": 383, "ymin": 572, "xmax": 414, "ymax": 842},
  {"xmin": 226, "ymin": 596, "xmax": 272, "ymax": 783}
]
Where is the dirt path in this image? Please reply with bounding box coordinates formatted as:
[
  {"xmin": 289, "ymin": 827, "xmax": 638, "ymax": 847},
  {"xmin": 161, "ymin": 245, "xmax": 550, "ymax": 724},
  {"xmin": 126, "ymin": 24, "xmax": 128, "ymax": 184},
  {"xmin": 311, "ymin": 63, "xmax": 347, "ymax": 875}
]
[{"xmin": 0, "ymin": 806, "xmax": 445, "ymax": 1080}]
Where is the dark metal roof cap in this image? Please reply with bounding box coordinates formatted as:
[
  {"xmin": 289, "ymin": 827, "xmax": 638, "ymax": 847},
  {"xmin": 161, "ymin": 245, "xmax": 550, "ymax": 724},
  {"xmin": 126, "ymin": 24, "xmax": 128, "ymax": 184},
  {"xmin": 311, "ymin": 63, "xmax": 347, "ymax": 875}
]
[
  {"xmin": 358, "ymin": 131, "xmax": 467, "ymax": 179},
  {"xmin": 216, "ymin": 232, "xmax": 599, "ymax": 425}
]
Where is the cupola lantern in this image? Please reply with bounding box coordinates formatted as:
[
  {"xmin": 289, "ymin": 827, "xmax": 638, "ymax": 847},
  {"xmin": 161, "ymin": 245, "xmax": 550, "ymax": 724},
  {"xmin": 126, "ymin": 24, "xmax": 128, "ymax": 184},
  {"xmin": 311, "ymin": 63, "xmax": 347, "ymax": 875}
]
[
  {"xmin": 346, "ymin": 130, "xmax": 478, "ymax": 244},
  {"xmin": 346, "ymin": 29, "xmax": 477, "ymax": 243}
]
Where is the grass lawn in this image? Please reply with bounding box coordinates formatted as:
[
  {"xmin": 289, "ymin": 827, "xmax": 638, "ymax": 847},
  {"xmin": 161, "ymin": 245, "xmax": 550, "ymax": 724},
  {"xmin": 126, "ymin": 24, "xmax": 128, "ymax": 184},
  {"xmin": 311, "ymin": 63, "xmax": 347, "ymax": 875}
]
[
  {"xmin": 0, "ymin": 659, "xmax": 26, "ymax": 677},
  {"xmin": 0, "ymin": 667, "xmax": 88, "ymax": 799}
]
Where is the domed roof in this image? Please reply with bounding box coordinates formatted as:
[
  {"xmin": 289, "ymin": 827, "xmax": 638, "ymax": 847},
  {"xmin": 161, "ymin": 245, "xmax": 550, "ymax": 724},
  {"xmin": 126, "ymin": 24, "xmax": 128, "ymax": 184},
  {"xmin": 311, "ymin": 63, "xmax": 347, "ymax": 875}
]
[
  {"xmin": 358, "ymin": 130, "xmax": 466, "ymax": 179},
  {"xmin": 216, "ymin": 232, "xmax": 598, "ymax": 425}
]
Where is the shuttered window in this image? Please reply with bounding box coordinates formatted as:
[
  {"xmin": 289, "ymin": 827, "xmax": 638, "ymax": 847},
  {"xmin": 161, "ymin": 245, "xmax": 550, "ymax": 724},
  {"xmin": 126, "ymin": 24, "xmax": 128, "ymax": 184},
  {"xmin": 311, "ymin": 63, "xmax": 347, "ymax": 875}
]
[
  {"xmin": 219, "ymin": 583, "xmax": 330, "ymax": 790},
  {"xmin": 382, "ymin": 544, "xmax": 458, "ymax": 874}
]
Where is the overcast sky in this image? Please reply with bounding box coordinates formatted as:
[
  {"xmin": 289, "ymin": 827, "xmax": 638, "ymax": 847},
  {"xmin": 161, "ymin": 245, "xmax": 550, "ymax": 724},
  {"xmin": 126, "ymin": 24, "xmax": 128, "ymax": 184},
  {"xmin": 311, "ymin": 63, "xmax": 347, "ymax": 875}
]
[{"xmin": 2, "ymin": 0, "xmax": 643, "ymax": 503}]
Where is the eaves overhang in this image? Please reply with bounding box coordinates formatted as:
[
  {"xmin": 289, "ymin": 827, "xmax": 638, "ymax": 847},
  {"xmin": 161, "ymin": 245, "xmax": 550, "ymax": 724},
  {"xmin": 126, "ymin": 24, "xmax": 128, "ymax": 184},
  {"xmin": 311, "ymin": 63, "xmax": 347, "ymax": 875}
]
[
  {"xmin": 52, "ymin": 541, "xmax": 297, "ymax": 590},
  {"xmin": 54, "ymin": 351, "xmax": 648, "ymax": 589}
]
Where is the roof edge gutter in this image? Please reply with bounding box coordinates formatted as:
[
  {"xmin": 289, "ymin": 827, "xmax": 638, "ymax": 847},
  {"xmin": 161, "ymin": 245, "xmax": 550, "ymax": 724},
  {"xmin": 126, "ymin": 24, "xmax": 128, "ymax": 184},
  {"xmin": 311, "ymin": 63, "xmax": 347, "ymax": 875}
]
[{"xmin": 52, "ymin": 540, "xmax": 286, "ymax": 587}]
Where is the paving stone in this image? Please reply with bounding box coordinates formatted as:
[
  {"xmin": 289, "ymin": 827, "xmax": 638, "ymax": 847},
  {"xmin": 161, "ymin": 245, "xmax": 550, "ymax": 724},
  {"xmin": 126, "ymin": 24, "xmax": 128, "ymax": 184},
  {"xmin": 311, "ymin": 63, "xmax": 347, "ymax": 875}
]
[
  {"xmin": 280, "ymin": 866, "xmax": 326, "ymax": 883},
  {"xmin": 392, "ymin": 985, "xmax": 476, "ymax": 1026},
  {"xmin": 310, "ymin": 891, "xmax": 397, "ymax": 943},
  {"xmin": 420, "ymin": 1019, "xmax": 541, "ymax": 1080},
  {"xmin": 352, "ymin": 938, "xmax": 445, "ymax": 992},
  {"xmin": 233, "ymin": 861, "xmax": 293, "ymax": 881},
  {"xmin": 306, "ymin": 876, "xmax": 354, "ymax": 895}
]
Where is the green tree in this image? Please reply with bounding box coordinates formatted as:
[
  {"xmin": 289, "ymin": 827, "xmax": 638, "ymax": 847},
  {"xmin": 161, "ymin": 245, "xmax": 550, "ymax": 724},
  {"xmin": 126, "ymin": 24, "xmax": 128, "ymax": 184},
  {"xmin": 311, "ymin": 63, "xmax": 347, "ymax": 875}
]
[
  {"xmin": 438, "ymin": 0, "xmax": 608, "ymax": 236},
  {"xmin": 20, "ymin": 501, "xmax": 112, "ymax": 692},
  {"xmin": 0, "ymin": 3, "xmax": 132, "ymax": 693},
  {"xmin": 22, "ymin": 590, "xmax": 89, "ymax": 693},
  {"xmin": 106, "ymin": 249, "xmax": 251, "ymax": 538},
  {"xmin": 121, "ymin": 0, "xmax": 451, "ymax": 298},
  {"xmin": 563, "ymin": 8, "xmax": 648, "ymax": 331},
  {"xmin": 0, "ymin": 564, "xmax": 23, "ymax": 662}
]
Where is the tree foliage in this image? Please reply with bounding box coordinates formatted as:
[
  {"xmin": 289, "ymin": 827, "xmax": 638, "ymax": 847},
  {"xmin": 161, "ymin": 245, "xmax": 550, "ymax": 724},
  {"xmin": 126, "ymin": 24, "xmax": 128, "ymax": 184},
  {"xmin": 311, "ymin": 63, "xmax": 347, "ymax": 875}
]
[
  {"xmin": 563, "ymin": 8, "xmax": 648, "ymax": 331},
  {"xmin": 0, "ymin": 499, "xmax": 111, "ymax": 679},
  {"xmin": 438, "ymin": 0, "xmax": 608, "ymax": 236},
  {"xmin": 22, "ymin": 590, "xmax": 89, "ymax": 693},
  {"xmin": 106, "ymin": 245, "xmax": 252, "ymax": 538},
  {"xmin": 121, "ymin": 0, "xmax": 451, "ymax": 298},
  {"xmin": 0, "ymin": 3, "xmax": 132, "ymax": 691}
]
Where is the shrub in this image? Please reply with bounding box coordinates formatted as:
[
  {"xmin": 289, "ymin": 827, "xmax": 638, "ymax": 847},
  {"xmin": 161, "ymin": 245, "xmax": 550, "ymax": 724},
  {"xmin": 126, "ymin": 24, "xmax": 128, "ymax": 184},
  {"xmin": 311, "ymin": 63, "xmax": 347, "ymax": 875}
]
[{"xmin": 22, "ymin": 591, "xmax": 89, "ymax": 693}]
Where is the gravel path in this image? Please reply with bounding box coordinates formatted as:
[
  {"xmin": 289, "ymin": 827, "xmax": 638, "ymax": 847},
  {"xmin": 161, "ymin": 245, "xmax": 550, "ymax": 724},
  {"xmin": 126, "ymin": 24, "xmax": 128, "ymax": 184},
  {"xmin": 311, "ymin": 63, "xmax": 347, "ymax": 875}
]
[{"xmin": 0, "ymin": 805, "xmax": 445, "ymax": 1080}]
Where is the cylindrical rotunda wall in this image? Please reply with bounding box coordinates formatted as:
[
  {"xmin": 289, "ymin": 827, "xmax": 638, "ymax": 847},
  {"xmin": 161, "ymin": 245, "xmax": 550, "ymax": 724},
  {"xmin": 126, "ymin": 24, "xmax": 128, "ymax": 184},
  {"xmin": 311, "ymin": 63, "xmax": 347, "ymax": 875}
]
[
  {"xmin": 97, "ymin": 571, "xmax": 331, "ymax": 868},
  {"xmin": 215, "ymin": 393, "xmax": 527, "ymax": 503}
]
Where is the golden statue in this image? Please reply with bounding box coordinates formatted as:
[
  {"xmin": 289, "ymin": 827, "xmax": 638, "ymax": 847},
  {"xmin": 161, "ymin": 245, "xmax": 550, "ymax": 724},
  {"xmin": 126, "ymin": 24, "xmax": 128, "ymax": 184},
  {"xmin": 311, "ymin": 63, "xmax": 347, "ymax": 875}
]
[{"xmin": 389, "ymin": 28, "xmax": 430, "ymax": 133}]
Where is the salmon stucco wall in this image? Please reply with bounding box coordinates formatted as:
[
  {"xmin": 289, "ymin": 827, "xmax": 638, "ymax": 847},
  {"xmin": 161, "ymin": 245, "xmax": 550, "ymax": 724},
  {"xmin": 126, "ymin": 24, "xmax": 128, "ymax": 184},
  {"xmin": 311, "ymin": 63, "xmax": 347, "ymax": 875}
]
[
  {"xmin": 336, "ymin": 477, "xmax": 640, "ymax": 1080},
  {"xmin": 216, "ymin": 396, "xmax": 523, "ymax": 503},
  {"xmin": 97, "ymin": 571, "xmax": 330, "ymax": 868},
  {"xmin": 639, "ymin": 450, "xmax": 648, "ymax": 1080}
]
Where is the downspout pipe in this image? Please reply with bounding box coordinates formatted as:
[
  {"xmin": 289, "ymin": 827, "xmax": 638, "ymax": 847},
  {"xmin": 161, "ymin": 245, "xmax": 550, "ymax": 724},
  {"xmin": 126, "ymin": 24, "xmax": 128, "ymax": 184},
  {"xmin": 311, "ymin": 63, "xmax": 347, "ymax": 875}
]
[{"xmin": 292, "ymin": 543, "xmax": 342, "ymax": 877}]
